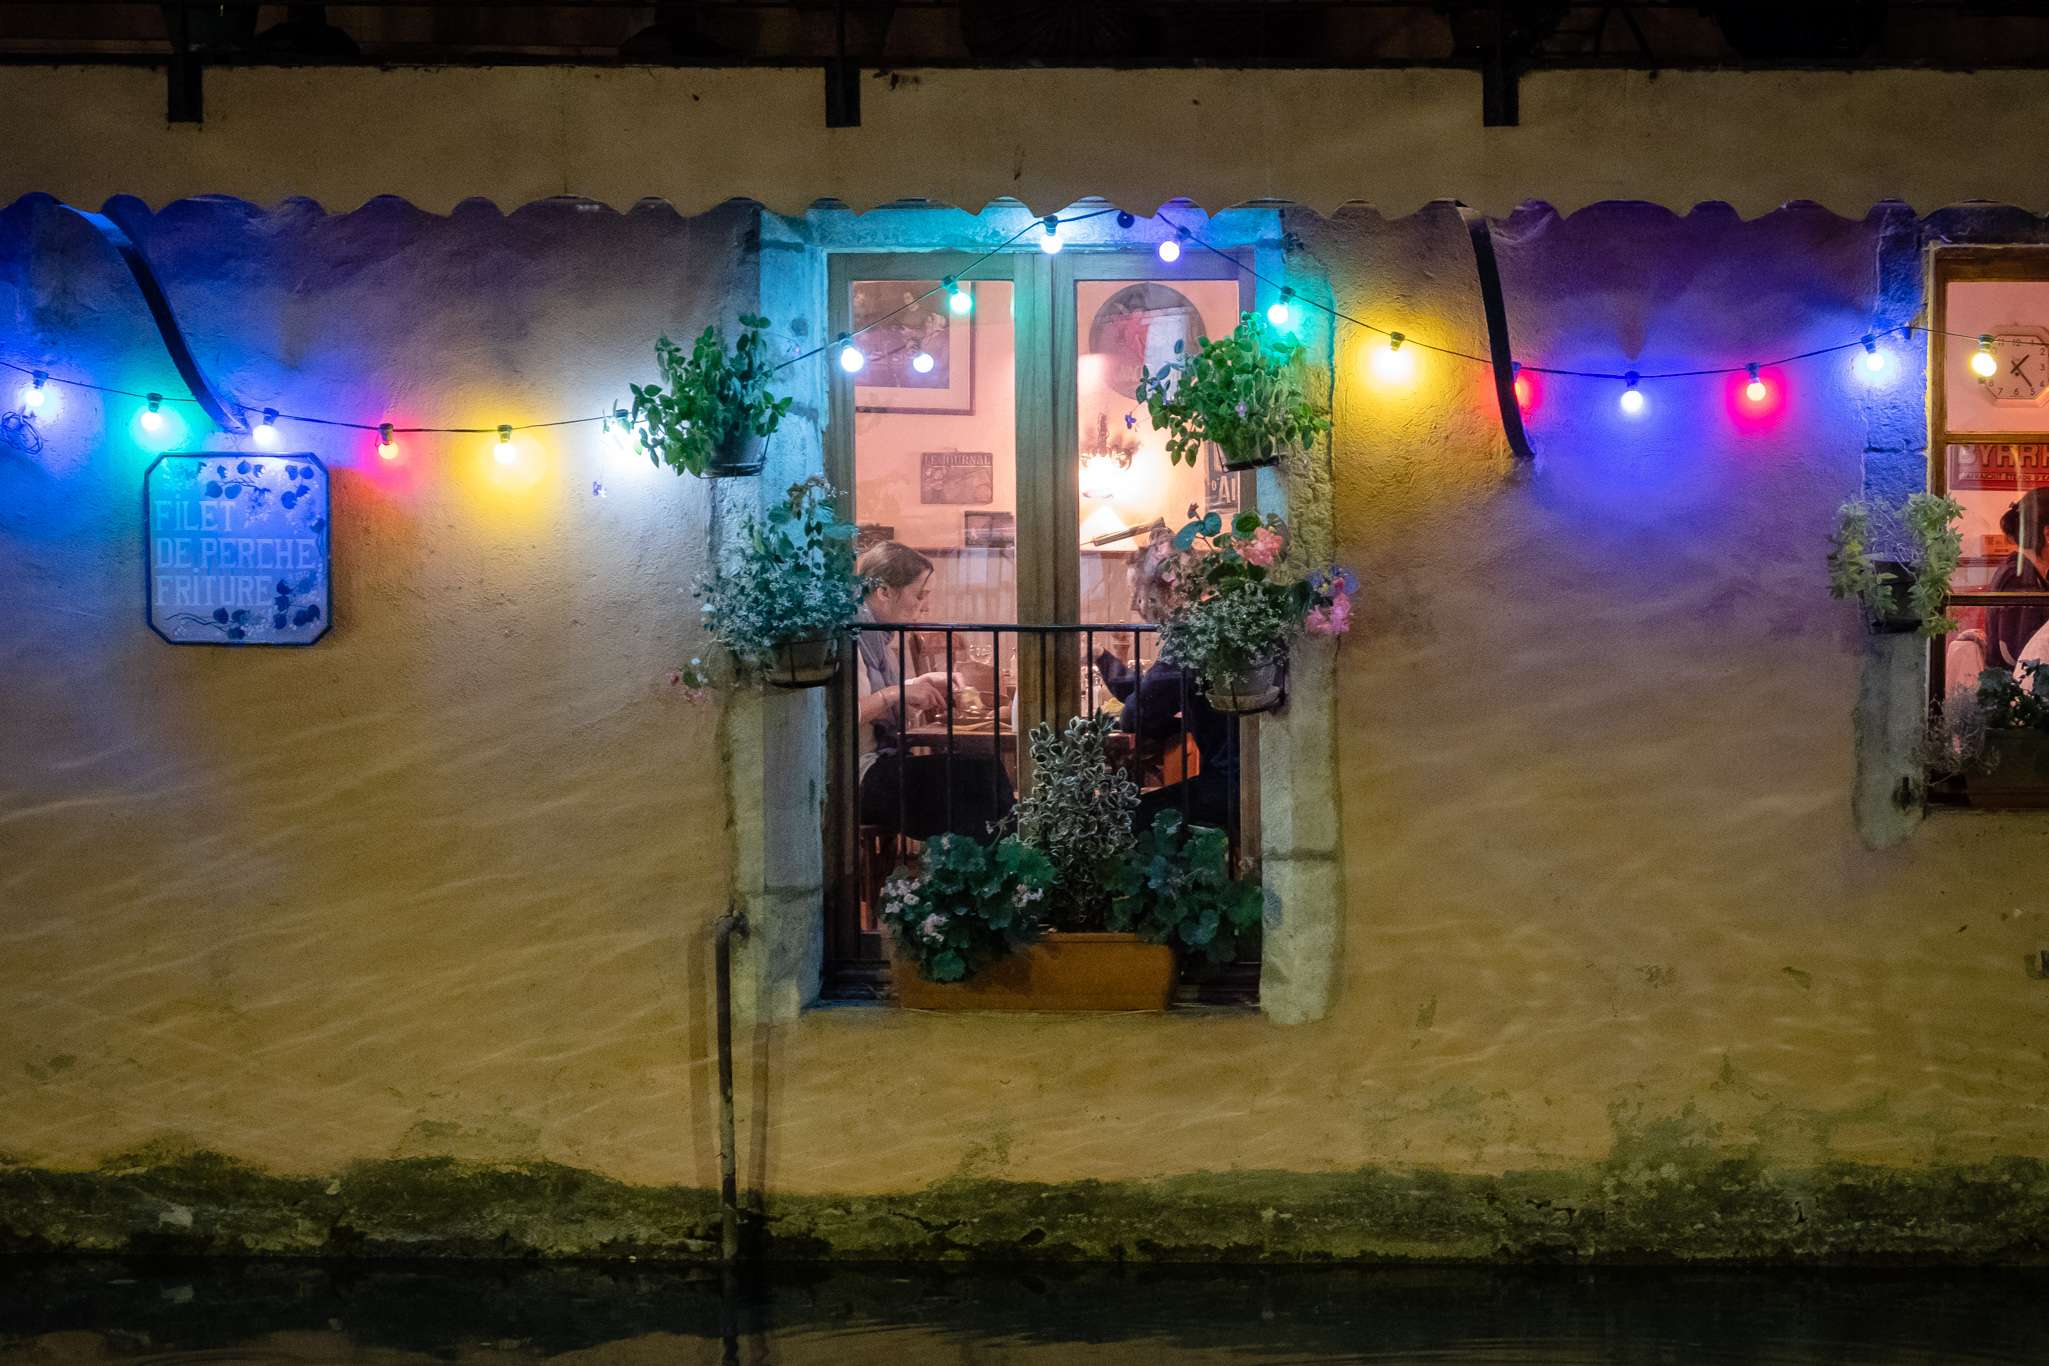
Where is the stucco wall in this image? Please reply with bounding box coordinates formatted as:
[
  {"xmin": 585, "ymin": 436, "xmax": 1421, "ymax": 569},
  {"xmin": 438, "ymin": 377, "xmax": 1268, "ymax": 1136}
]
[
  {"xmin": 4, "ymin": 193, "xmax": 2049, "ymax": 1259},
  {"xmin": 0, "ymin": 194, "xmax": 748, "ymax": 1188}
]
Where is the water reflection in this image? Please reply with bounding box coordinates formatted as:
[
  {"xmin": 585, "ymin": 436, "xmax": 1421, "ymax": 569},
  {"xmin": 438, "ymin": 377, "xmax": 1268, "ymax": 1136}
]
[{"xmin": 1, "ymin": 1260, "xmax": 2042, "ymax": 1364}]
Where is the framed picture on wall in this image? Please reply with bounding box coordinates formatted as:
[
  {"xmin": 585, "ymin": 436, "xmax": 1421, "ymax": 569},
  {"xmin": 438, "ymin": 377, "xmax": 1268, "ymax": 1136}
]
[{"xmin": 852, "ymin": 280, "xmax": 975, "ymax": 414}]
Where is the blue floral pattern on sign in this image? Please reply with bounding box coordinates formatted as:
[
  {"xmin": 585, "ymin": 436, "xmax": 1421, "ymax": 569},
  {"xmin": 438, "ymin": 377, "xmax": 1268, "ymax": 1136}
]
[{"xmin": 145, "ymin": 453, "xmax": 332, "ymax": 646}]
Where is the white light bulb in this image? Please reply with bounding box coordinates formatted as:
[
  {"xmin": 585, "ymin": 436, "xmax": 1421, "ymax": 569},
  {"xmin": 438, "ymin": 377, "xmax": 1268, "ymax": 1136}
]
[
  {"xmin": 948, "ymin": 285, "xmax": 973, "ymax": 316},
  {"xmin": 911, "ymin": 351, "xmax": 935, "ymax": 375},
  {"xmin": 19, "ymin": 372, "xmax": 48, "ymax": 411},
  {"xmin": 377, "ymin": 424, "xmax": 398, "ymax": 461},
  {"xmin": 838, "ymin": 343, "xmax": 866, "ymax": 374},
  {"xmin": 1038, "ymin": 218, "xmax": 1063, "ymax": 255},
  {"xmin": 1618, "ymin": 376, "xmax": 1646, "ymax": 415},
  {"xmin": 1267, "ymin": 298, "xmax": 1292, "ymax": 327},
  {"xmin": 1972, "ymin": 338, "xmax": 1998, "ymax": 379},
  {"xmin": 1744, "ymin": 365, "xmax": 1768, "ymax": 404},
  {"xmin": 139, "ymin": 396, "xmax": 165, "ymax": 432},
  {"xmin": 495, "ymin": 426, "xmax": 519, "ymax": 465},
  {"xmin": 252, "ymin": 409, "xmax": 281, "ymax": 447},
  {"xmin": 1157, "ymin": 239, "xmax": 1181, "ymax": 264}
]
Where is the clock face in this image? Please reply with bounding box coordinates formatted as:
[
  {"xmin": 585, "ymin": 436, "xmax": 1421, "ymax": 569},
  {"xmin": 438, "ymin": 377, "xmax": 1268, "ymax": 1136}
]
[{"xmin": 1982, "ymin": 329, "xmax": 2049, "ymax": 405}]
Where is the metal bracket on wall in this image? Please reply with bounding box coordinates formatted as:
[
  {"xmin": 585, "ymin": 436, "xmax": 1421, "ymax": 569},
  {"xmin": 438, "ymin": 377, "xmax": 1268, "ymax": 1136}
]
[
  {"xmin": 824, "ymin": 60, "xmax": 860, "ymax": 128},
  {"xmin": 1453, "ymin": 202, "xmax": 1534, "ymax": 463},
  {"xmin": 61, "ymin": 204, "xmax": 248, "ymax": 433}
]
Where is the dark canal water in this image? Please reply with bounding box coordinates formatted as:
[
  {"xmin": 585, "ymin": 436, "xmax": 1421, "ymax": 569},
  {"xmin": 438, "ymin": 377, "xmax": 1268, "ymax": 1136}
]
[{"xmin": 1, "ymin": 1260, "xmax": 2043, "ymax": 1364}]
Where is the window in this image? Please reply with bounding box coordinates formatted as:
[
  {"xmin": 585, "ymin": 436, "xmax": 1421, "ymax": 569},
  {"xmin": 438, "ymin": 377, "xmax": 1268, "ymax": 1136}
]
[
  {"xmin": 1929, "ymin": 247, "xmax": 2049, "ymax": 807},
  {"xmin": 821, "ymin": 244, "xmax": 1260, "ymax": 998}
]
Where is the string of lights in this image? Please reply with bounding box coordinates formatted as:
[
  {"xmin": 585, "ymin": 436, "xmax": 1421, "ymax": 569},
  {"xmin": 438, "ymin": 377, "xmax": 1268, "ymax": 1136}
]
[{"xmin": 0, "ymin": 202, "xmax": 2019, "ymax": 455}]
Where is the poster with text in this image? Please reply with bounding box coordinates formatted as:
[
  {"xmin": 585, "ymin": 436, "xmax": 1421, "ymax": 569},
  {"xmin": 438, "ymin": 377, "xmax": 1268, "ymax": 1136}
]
[{"xmin": 146, "ymin": 452, "xmax": 331, "ymax": 646}]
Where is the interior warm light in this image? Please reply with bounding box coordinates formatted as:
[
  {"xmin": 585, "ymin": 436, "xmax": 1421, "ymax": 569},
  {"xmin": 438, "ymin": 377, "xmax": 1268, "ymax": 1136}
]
[
  {"xmin": 252, "ymin": 408, "xmax": 281, "ymax": 447},
  {"xmin": 1972, "ymin": 336, "xmax": 1998, "ymax": 379},
  {"xmin": 495, "ymin": 425, "xmax": 519, "ymax": 465},
  {"xmin": 376, "ymin": 423, "xmax": 398, "ymax": 461},
  {"xmin": 1080, "ymin": 453, "xmax": 1123, "ymax": 502},
  {"xmin": 139, "ymin": 394, "xmax": 165, "ymax": 432},
  {"xmin": 1368, "ymin": 333, "xmax": 1416, "ymax": 384}
]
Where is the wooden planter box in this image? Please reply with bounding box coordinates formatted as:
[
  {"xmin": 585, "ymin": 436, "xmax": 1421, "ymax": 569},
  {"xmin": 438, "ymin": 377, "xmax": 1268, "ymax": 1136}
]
[
  {"xmin": 1968, "ymin": 730, "xmax": 2049, "ymax": 809},
  {"xmin": 894, "ymin": 932, "xmax": 1176, "ymax": 1012}
]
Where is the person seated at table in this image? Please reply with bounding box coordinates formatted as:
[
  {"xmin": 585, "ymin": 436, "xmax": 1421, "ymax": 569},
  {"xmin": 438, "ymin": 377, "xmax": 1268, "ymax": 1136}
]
[
  {"xmin": 854, "ymin": 541, "xmax": 1015, "ymax": 840},
  {"xmin": 1094, "ymin": 537, "xmax": 1238, "ymax": 832},
  {"xmin": 1989, "ymin": 486, "xmax": 2049, "ymax": 669}
]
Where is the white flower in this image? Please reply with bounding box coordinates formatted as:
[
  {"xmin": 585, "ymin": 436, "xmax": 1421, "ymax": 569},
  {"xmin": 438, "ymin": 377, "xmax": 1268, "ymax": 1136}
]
[{"xmin": 918, "ymin": 913, "xmax": 947, "ymax": 943}]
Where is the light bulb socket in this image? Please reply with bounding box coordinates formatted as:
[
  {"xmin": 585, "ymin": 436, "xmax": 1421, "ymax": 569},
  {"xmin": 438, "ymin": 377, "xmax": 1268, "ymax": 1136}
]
[
  {"xmin": 146, "ymin": 393, "xmax": 163, "ymax": 412},
  {"xmin": 30, "ymin": 370, "xmax": 47, "ymax": 389},
  {"xmin": 1861, "ymin": 334, "xmax": 1878, "ymax": 354},
  {"xmin": 498, "ymin": 425, "xmax": 513, "ymax": 443},
  {"xmin": 378, "ymin": 423, "xmax": 394, "ymax": 443},
  {"xmin": 1042, "ymin": 216, "xmax": 1059, "ymax": 235},
  {"xmin": 1624, "ymin": 371, "xmax": 1640, "ymax": 389},
  {"xmin": 1388, "ymin": 332, "xmax": 1405, "ymax": 352},
  {"xmin": 1746, "ymin": 364, "xmax": 1760, "ymax": 382},
  {"xmin": 260, "ymin": 407, "xmax": 278, "ymax": 427}
]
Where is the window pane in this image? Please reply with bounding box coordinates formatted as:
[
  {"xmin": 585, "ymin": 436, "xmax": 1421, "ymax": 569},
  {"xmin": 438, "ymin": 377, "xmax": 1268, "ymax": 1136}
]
[
  {"xmin": 851, "ymin": 279, "xmax": 1016, "ymax": 625},
  {"xmin": 1075, "ymin": 277, "xmax": 1245, "ymax": 624},
  {"xmin": 1943, "ymin": 281, "xmax": 2049, "ymax": 434}
]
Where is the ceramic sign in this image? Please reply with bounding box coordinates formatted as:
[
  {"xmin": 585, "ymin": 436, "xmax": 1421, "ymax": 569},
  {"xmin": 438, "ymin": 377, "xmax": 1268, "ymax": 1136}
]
[{"xmin": 146, "ymin": 452, "xmax": 331, "ymax": 646}]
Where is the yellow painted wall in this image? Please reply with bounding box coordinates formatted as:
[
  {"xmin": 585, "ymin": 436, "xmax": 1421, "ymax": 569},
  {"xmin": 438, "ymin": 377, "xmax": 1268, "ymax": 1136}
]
[{"xmin": 2, "ymin": 170, "xmax": 2047, "ymax": 1214}]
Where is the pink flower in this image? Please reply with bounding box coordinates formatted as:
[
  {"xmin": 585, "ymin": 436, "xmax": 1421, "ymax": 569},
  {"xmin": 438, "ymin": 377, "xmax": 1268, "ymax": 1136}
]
[
  {"xmin": 1306, "ymin": 591, "xmax": 1352, "ymax": 637},
  {"xmin": 1241, "ymin": 527, "xmax": 1283, "ymax": 567}
]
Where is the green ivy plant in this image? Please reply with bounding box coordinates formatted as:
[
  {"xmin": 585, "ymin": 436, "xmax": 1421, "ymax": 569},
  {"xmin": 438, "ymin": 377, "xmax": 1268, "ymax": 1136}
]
[
  {"xmin": 1009, "ymin": 712, "xmax": 1139, "ymax": 931},
  {"xmin": 629, "ymin": 315, "xmax": 793, "ymax": 476},
  {"xmin": 698, "ymin": 477, "xmax": 865, "ymax": 673},
  {"xmin": 879, "ymin": 834, "xmax": 1054, "ymax": 983},
  {"xmin": 1826, "ymin": 493, "xmax": 1963, "ymax": 637},
  {"xmin": 1132, "ymin": 312, "xmax": 1330, "ymax": 468},
  {"xmin": 1109, "ymin": 810, "xmax": 1263, "ymax": 970}
]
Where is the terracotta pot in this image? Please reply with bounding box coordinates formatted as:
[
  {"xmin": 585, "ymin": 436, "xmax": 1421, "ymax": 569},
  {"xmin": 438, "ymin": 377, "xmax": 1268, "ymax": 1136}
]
[
  {"xmin": 1968, "ymin": 729, "xmax": 2049, "ymax": 809},
  {"xmin": 705, "ymin": 429, "xmax": 765, "ymax": 478},
  {"xmin": 1205, "ymin": 660, "xmax": 1285, "ymax": 714},
  {"xmin": 1866, "ymin": 559, "xmax": 1921, "ymax": 635},
  {"xmin": 762, "ymin": 635, "xmax": 840, "ymax": 689},
  {"xmin": 894, "ymin": 932, "xmax": 1175, "ymax": 1012}
]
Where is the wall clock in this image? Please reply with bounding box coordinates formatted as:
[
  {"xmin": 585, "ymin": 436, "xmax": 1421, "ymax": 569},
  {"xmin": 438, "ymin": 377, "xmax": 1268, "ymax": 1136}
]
[{"xmin": 1980, "ymin": 328, "xmax": 2049, "ymax": 406}]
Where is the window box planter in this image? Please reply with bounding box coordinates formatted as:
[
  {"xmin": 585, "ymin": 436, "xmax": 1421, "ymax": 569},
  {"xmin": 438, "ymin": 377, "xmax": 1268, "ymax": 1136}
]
[
  {"xmin": 1219, "ymin": 438, "xmax": 1284, "ymax": 473},
  {"xmin": 762, "ymin": 635, "xmax": 841, "ymax": 689},
  {"xmin": 1967, "ymin": 730, "xmax": 2049, "ymax": 809},
  {"xmin": 893, "ymin": 932, "xmax": 1175, "ymax": 1012}
]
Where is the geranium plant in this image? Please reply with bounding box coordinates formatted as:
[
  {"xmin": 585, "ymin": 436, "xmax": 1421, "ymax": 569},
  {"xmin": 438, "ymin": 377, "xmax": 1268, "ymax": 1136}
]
[
  {"xmin": 1156, "ymin": 511, "xmax": 1354, "ymax": 689},
  {"xmin": 879, "ymin": 834, "xmax": 1054, "ymax": 983},
  {"xmin": 698, "ymin": 477, "xmax": 865, "ymax": 676},
  {"xmin": 1827, "ymin": 493, "xmax": 1963, "ymax": 637},
  {"xmin": 1109, "ymin": 810, "xmax": 1263, "ymax": 971},
  {"xmin": 1132, "ymin": 312, "xmax": 1330, "ymax": 469},
  {"xmin": 629, "ymin": 315, "xmax": 792, "ymax": 477},
  {"xmin": 1009, "ymin": 712, "xmax": 1140, "ymax": 930}
]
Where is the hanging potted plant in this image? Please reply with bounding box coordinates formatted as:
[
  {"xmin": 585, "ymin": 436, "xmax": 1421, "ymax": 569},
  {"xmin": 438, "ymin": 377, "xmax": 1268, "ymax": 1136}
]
[
  {"xmin": 1156, "ymin": 511, "xmax": 1354, "ymax": 715},
  {"xmin": 1827, "ymin": 493, "xmax": 1963, "ymax": 637},
  {"xmin": 698, "ymin": 477, "xmax": 865, "ymax": 688},
  {"xmin": 1133, "ymin": 310, "xmax": 1330, "ymax": 472},
  {"xmin": 629, "ymin": 314, "xmax": 792, "ymax": 479}
]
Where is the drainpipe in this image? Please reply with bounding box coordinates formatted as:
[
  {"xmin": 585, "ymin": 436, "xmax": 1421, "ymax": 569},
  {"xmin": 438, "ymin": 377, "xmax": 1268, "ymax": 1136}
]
[{"xmin": 713, "ymin": 909, "xmax": 749, "ymax": 1262}]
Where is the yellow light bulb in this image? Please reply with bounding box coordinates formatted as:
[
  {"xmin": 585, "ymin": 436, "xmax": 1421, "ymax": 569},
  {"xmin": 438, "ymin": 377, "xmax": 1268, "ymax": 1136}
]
[
  {"xmin": 495, "ymin": 425, "xmax": 519, "ymax": 465},
  {"xmin": 1368, "ymin": 334, "xmax": 1416, "ymax": 385},
  {"xmin": 1972, "ymin": 338, "xmax": 1998, "ymax": 378}
]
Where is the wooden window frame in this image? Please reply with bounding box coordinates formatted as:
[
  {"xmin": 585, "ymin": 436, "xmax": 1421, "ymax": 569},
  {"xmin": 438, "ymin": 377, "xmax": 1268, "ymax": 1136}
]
[
  {"xmin": 819, "ymin": 245, "xmax": 1263, "ymax": 1001},
  {"xmin": 1927, "ymin": 245, "xmax": 2049, "ymax": 807}
]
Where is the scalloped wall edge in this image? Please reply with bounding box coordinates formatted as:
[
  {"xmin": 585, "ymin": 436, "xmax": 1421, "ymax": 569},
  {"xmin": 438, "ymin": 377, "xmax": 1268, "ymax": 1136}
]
[{"xmin": 2, "ymin": 65, "xmax": 2047, "ymax": 220}]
